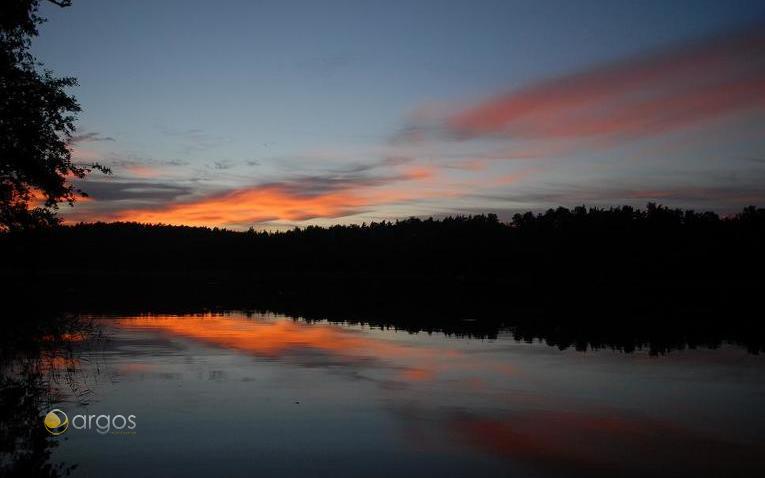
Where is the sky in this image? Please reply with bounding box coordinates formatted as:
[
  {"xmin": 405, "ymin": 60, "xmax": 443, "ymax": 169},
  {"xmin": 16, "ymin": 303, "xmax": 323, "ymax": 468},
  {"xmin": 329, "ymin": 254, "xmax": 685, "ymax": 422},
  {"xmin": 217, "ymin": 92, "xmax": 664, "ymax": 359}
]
[{"xmin": 33, "ymin": 0, "xmax": 765, "ymax": 229}]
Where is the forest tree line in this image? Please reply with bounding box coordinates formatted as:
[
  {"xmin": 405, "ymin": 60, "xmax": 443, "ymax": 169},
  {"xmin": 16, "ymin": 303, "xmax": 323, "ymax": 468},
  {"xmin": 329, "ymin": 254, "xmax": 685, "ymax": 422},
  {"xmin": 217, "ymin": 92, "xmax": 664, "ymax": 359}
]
[
  {"xmin": 2, "ymin": 203, "xmax": 763, "ymax": 305},
  {"xmin": 2, "ymin": 203, "xmax": 764, "ymax": 351}
]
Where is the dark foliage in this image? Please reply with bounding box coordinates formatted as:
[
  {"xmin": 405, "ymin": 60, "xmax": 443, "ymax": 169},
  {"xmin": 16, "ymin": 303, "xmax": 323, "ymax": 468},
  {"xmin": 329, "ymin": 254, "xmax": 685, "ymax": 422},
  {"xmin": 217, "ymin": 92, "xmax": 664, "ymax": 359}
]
[
  {"xmin": 0, "ymin": 311, "xmax": 86, "ymax": 478},
  {"xmin": 2, "ymin": 203, "xmax": 764, "ymax": 353},
  {"xmin": 0, "ymin": 0, "xmax": 107, "ymax": 232}
]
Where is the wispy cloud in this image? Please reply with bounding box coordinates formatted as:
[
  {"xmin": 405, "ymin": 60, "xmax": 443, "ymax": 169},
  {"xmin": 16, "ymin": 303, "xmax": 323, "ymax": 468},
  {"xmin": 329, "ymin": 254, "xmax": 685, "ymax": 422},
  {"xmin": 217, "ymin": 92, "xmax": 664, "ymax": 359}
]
[
  {"xmin": 122, "ymin": 164, "xmax": 161, "ymax": 178},
  {"xmin": 67, "ymin": 132, "xmax": 116, "ymax": 144},
  {"xmin": 403, "ymin": 27, "xmax": 765, "ymax": 144},
  {"xmin": 59, "ymin": 177, "xmax": 199, "ymax": 224},
  {"xmin": 160, "ymin": 127, "xmax": 229, "ymax": 154},
  {"xmin": 209, "ymin": 160, "xmax": 237, "ymax": 170},
  {"xmin": 73, "ymin": 180, "xmax": 194, "ymax": 203},
  {"xmin": 105, "ymin": 162, "xmax": 451, "ymax": 226}
]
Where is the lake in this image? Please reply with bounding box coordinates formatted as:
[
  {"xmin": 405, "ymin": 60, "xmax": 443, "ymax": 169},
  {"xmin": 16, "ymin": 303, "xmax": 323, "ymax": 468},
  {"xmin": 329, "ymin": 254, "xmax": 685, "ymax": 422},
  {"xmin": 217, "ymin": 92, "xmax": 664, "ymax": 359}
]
[{"xmin": 5, "ymin": 312, "xmax": 765, "ymax": 477}]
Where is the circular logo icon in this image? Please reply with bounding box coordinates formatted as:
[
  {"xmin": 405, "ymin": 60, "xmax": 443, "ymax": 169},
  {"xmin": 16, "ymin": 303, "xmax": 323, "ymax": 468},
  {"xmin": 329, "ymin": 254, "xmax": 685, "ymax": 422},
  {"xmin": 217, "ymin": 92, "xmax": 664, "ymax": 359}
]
[{"xmin": 44, "ymin": 409, "xmax": 69, "ymax": 436}]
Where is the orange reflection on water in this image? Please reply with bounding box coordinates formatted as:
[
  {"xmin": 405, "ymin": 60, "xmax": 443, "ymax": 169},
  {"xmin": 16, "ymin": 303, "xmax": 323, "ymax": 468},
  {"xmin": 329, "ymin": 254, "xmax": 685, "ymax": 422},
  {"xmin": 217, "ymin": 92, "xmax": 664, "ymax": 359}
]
[
  {"xmin": 113, "ymin": 315, "xmax": 459, "ymax": 382},
  {"xmin": 117, "ymin": 362, "xmax": 155, "ymax": 375},
  {"xmin": 40, "ymin": 355, "xmax": 80, "ymax": 372},
  {"xmin": 41, "ymin": 332, "xmax": 88, "ymax": 343}
]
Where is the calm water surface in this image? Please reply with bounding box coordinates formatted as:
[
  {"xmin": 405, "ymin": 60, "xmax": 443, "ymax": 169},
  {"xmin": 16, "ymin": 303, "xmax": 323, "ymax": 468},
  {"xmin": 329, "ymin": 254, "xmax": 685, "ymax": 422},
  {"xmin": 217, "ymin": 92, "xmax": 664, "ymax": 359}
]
[{"xmin": 39, "ymin": 313, "xmax": 765, "ymax": 477}]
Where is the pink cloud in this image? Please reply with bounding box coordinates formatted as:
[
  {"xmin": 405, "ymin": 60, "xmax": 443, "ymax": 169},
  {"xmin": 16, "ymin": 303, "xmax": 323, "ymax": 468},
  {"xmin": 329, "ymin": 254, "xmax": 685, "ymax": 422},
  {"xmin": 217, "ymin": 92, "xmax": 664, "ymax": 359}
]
[
  {"xmin": 124, "ymin": 164, "xmax": 162, "ymax": 178},
  {"xmin": 438, "ymin": 27, "xmax": 765, "ymax": 142}
]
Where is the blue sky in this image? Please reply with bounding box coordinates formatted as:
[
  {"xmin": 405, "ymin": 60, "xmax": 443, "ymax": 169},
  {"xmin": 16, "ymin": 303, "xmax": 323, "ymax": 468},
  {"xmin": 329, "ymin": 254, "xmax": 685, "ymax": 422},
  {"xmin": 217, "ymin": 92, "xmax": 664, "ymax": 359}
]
[{"xmin": 33, "ymin": 0, "xmax": 765, "ymax": 227}]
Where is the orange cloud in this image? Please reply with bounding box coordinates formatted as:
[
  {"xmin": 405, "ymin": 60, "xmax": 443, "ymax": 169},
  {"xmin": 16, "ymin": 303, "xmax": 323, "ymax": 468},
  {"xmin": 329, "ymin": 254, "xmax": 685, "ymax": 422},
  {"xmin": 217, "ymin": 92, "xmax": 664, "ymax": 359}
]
[
  {"xmin": 113, "ymin": 184, "xmax": 380, "ymax": 225},
  {"xmin": 444, "ymin": 27, "xmax": 765, "ymax": 141},
  {"xmin": 109, "ymin": 166, "xmax": 460, "ymax": 226}
]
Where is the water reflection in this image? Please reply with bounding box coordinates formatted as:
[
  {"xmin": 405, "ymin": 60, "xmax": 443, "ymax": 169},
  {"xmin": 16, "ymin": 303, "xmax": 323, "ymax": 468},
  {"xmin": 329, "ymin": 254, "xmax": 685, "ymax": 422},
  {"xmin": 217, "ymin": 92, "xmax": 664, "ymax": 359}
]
[
  {"xmin": 113, "ymin": 315, "xmax": 464, "ymax": 384},
  {"xmin": 4, "ymin": 313, "xmax": 765, "ymax": 477},
  {"xmin": 0, "ymin": 317, "xmax": 99, "ymax": 477}
]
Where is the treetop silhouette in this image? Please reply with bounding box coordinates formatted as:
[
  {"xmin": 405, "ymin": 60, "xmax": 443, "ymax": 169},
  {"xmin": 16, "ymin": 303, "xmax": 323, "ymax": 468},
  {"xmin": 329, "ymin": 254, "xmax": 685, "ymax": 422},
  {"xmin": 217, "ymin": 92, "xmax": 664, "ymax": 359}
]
[{"xmin": 0, "ymin": 0, "xmax": 107, "ymax": 232}]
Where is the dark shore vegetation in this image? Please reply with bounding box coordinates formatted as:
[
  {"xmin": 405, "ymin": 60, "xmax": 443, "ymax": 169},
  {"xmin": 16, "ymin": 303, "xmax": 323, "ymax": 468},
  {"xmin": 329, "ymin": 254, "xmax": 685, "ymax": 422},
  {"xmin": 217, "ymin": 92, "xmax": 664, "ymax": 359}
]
[{"xmin": 2, "ymin": 203, "xmax": 764, "ymax": 353}]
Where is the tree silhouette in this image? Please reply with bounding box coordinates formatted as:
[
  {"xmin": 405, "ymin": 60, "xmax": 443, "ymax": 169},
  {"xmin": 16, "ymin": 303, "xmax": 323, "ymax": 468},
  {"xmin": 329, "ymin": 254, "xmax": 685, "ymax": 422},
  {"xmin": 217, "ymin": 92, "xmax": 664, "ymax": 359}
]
[
  {"xmin": 0, "ymin": 0, "xmax": 107, "ymax": 232},
  {"xmin": 1, "ymin": 204, "xmax": 764, "ymax": 352}
]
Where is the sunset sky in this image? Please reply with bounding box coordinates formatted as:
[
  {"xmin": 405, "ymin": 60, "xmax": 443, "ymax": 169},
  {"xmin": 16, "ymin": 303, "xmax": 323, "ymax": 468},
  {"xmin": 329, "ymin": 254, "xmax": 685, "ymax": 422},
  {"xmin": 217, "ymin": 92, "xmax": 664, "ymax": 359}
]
[{"xmin": 34, "ymin": 0, "xmax": 765, "ymax": 229}]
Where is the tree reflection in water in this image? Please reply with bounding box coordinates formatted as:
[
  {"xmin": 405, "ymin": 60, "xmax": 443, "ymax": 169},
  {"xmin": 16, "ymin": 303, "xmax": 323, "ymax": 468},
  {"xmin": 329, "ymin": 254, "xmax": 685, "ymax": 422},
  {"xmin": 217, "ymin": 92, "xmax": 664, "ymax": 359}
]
[{"xmin": 0, "ymin": 315, "xmax": 100, "ymax": 477}]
